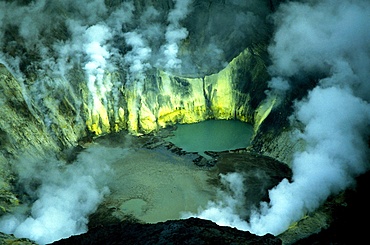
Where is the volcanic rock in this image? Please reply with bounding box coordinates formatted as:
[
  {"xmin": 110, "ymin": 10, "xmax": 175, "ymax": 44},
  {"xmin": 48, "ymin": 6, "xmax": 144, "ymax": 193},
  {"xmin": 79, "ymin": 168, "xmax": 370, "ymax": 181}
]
[{"xmin": 51, "ymin": 217, "xmax": 281, "ymax": 245}]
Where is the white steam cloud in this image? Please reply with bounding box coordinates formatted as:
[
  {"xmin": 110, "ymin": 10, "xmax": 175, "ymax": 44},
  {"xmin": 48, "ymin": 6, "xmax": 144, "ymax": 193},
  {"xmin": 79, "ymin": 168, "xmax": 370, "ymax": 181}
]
[
  {"xmin": 185, "ymin": 0, "xmax": 370, "ymax": 236},
  {"xmin": 0, "ymin": 147, "xmax": 122, "ymax": 244},
  {"xmin": 0, "ymin": 145, "xmax": 130, "ymax": 244},
  {"xmin": 1, "ymin": 0, "xmax": 368, "ymax": 242},
  {"xmin": 83, "ymin": 24, "xmax": 112, "ymax": 108},
  {"xmin": 158, "ymin": 0, "xmax": 193, "ymax": 71},
  {"xmin": 0, "ymin": 0, "xmax": 196, "ymax": 128},
  {"xmin": 123, "ymin": 31, "xmax": 152, "ymax": 81},
  {"xmin": 0, "ymin": 2, "xmax": 195, "ymax": 241},
  {"xmin": 182, "ymin": 172, "xmax": 251, "ymax": 230}
]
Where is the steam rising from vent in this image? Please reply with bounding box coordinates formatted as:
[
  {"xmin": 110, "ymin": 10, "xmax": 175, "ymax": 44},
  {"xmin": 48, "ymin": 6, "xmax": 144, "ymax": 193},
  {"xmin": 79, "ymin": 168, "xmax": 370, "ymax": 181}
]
[
  {"xmin": 0, "ymin": 146, "xmax": 124, "ymax": 244},
  {"xmin": 248, "ymin": 87, "xmax": 370, "ymax": 235},
  {"xmin": 185, "ymin": 0, "xmax": 370, "ymax": 236},
  {"xmin": 0, "ymin": 0, "xmax": 197, "ymax": 128},
  {"xmin": 0, "ymin": 0, "xmax": 369, "ymax": 242},
  {"xmin": 159, "ymin": 0, "xmax": 192, "ymax": 71},
  {"xmin": 182, "ymin": 172, "xmax": 250, "ymax": 230},
  {"xmin": 123, "ymin": 31, "xmax": 152, "ymax": 81},
  {"xmin": 83, "ymin": 24, "xmax": 112, "ymax": 108}
]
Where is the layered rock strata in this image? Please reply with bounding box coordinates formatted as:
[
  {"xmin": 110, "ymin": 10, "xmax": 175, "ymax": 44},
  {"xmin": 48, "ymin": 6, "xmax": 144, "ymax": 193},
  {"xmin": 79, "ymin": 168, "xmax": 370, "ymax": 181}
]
[{"xmin": 0, "ymin": 43, "xmax": 274, "ymax": 216}]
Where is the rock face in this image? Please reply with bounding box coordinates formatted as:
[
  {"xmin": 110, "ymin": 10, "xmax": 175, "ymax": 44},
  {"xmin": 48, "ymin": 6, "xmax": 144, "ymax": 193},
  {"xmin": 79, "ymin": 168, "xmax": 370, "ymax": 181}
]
[
  {"xmin": 0, "ymin": 40, "xmax": 281, "ymax": 245},
  {"xmin": 0, "ymin": 45, "xmax": 271, "ymax": 139},
  {"xmin": 0, "ymin": 0, "xmax": 277, "ymax": 138},
  {"xmin": 0, "ymin": 18, "xmax": 282, "ymax": 245},
  {"xmin": 121, "ymin": 46, "xmax": 271, "ymax": 134},
  {"xmin": 0, "ymin": 1, "xmax": 283, "ymax": 226},
  {"xmin": 0, "ymin": 65, "xmax": 63, "ymax": 214},
  {"xmin": 0, "ymin": 233, "xmax": 36, "ymax": 245},
  {"xmin": 52, "ymin": 217, "xmax": 282, "ymax": 245},
  {"xmin": 0, "ymin": 0, "xmax": 366, "ymax": 245}
]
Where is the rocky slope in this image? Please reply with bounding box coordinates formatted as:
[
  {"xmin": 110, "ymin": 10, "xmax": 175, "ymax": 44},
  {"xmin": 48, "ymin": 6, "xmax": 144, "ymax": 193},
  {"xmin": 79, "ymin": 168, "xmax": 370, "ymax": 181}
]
[
  {"xmin": 0, "ymin": 0, "xmax": 368, "ymax": 244},
  {"xmin": 0, "ymin": 31, "xmax": 344, "ymax": 245},
  {"xmin": 0, "ymin": 44, "xmax": 285, "ymax": 244},
  {"xmin": 52, "ymin": 217, "xmax": 282, "ymax": 245},
  {"xmin": 0, "ymin": 41, "xmax": 272, "ymax": 203}
]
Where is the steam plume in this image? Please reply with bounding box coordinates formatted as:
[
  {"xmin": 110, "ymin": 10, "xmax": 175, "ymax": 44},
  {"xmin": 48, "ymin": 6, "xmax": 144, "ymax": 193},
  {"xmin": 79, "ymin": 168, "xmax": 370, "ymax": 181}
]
[
  {"xmin": 0, "ymin": 145, "xmax": 122, "ymax": 244},
  {"xmin": 1, "ymin": 0, "xmax": 368, "ymax": 241},
  {"xmin": 0, "ymin": 2, "xmax": 199, "ymax": 242},
  {"xmin": 158, "ymin": 0, "xmax": 193, "ymax": 71},
  {"xmin": 83, "ymin": 24, "xmax": 112, "ymax": 108},
  {"xmin": 185, "ymin": 0, "xmax": 370, "ymax": 236},
  {"xmin": 123, "ymin": 31, "xmax": 152, "ymax": 81}
]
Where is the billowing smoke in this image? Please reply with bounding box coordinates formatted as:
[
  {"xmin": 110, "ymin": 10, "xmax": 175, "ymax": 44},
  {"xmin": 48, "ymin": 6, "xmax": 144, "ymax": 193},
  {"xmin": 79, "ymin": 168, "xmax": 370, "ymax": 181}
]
[
  {"xmin": 185, "ymin": 0, "xmax": 370, "ymax": 236},
  {"xmin": 83, "ymin": 25, "xmax": 111, "ymax": 103},
  {"xmin": 0, "ymin": 0, "xmax": 197, "ymax": 127},
  {"xmin": 123, "ymin": 31, "xmax": 152, "ymax": 81},
  {"xmin": 0, "ymin": 145, "xmax": 127, "ymax": 244},
  {"xmin": 0, "ymin": 1, "xmax": 195, "ymax": 242},
  {"xmin": 2, "ymin": 0, "xmax": 368, "ymax": 242},
  {"xmin": 158, "ymin": 0, "xmax": 192, "ymax": 71},
  {"xmin": 182, "ymin": 172, "xmax": 251, "ymax": 230}
]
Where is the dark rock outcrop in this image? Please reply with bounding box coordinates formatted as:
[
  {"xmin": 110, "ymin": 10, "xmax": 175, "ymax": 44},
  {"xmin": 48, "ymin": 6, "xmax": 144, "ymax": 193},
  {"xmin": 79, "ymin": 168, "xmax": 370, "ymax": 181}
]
[
  {"xmin": 51, "ymin": 217, "xmax": 281, "ymax": 245},
  {"xmin": 0, "ymin": 1, "xmax": 367, "ymax": 245},
  {"xmin": 213, "ymin": 151, "xmax": 292, "ymax": 214},
  {"xmin": 289, "ymin": 171, "xmax": 370, "ymax": 245}
]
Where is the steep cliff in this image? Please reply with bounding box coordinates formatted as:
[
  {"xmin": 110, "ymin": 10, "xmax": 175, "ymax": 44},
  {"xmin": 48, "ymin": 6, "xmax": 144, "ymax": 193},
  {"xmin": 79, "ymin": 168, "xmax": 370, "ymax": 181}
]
[
  {"xmin": 0, "ymin": 42, "xmax": 275, "ymax": 223},
  {"xmin": 87, "ymin": 44, "xmax": 272, "ymax": 135},
  {"xmin": 0, "ymin": 65, "xmax": 61, "ymax": 214},
  {"xmin": 0, "ymin": 44, "xmax": 272, "ymax": 139},
  {"xmin": 1, "ymin": 0, "xmax": 368, "ymax": 244},
  {"xmin": 0, "ymin": 47, "xmax": 283, "ymax": 245},
  {"xmin": 0, "ymin": 1, "xmax": 280, "ymax": 224}
]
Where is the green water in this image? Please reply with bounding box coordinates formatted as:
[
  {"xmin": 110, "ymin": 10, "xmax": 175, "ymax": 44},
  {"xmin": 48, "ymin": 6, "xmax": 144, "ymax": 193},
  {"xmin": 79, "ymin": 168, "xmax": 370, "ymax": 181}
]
[
  {"xmin": 88, "ymin": 122, "xmax": 254, "ymax": 224},
  {"xmin": 167, "ymin": 120, "xmax": 254, "ymax": 156}
]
